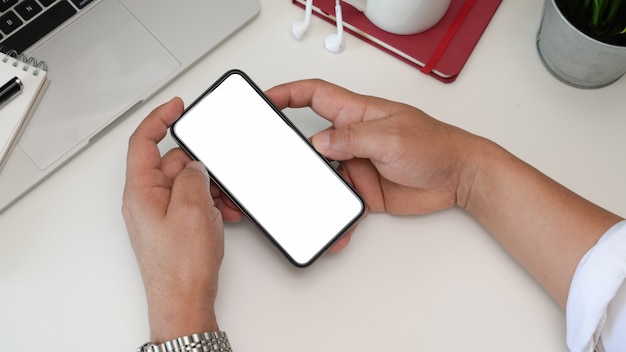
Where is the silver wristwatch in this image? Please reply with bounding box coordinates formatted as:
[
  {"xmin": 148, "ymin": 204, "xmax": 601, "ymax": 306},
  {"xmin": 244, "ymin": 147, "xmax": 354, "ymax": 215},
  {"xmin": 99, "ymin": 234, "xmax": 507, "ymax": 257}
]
[{"xmin": 138, "ymin": 331, "xmax": 231, "ymax": 352}]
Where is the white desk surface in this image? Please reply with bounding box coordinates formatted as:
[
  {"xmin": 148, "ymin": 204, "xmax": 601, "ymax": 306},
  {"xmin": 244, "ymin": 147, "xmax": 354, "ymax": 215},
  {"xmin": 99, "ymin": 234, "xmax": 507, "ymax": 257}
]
[{"xmin": 2, "ymin": 1, "xmax": 625, "ymax": 351}]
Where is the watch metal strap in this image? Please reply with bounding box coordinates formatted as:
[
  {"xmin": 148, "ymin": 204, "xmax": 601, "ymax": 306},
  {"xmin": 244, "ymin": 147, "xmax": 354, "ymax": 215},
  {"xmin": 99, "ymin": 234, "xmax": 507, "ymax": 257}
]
[{"xmin": 138, "ymin": 331, "xmax": 231, "ymax": 352}]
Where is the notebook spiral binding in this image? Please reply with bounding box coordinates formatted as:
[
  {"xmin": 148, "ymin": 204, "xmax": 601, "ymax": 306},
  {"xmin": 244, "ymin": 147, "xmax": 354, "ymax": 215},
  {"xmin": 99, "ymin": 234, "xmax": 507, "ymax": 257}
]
[{"xmin": 0, "ymin": 46, "xmax": 48, "ymax": 76}]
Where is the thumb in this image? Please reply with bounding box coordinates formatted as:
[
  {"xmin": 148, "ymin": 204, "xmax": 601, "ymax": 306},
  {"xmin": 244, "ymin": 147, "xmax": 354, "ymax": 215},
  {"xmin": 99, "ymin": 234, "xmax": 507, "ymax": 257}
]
[
  {"xmin": 169, "ymin": 161, "xmax": 215, "ymax": 213},
  {"xmin": 311, "ymin": 122, "xmax": 388, "ymax": 162}
]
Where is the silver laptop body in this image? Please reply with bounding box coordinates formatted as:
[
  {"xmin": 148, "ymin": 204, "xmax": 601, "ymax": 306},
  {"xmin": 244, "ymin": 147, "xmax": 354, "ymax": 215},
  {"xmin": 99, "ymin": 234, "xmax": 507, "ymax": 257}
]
[{"xmin": 0, "ymin": 0, "xmax": 261, "ymax": 213}]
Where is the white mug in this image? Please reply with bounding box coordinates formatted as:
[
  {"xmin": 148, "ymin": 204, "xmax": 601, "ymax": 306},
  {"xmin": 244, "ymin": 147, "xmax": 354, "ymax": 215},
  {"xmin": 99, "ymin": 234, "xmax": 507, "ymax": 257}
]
[{"xmin": 344, "ymin": 0, "xmax": 451, "ymax": 35}]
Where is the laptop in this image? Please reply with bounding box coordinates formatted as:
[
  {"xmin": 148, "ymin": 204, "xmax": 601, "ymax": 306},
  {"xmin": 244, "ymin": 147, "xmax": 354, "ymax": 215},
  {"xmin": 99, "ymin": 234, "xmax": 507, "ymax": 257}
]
[{"xmin": 0, "ymin": 0, "xmax": 261, "ymax": 213}]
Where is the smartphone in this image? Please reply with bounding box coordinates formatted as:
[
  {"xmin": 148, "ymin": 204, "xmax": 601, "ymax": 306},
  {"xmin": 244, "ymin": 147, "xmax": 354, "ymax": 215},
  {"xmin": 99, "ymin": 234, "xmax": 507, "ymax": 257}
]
[{"xmin": 171, "ymin": 70, "xmax": 365, "ymax": 267}]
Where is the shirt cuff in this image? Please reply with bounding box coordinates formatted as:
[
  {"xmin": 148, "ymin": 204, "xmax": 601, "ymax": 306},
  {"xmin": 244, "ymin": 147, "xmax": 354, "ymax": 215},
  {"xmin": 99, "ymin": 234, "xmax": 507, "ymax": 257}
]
[{"xmin": 566, "ymin": 220, "xmax": 626, "ymax": 352}]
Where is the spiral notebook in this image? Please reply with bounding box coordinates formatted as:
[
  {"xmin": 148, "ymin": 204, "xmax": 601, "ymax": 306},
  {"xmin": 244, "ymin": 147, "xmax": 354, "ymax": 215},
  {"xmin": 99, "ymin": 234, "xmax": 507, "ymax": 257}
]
[{"xmin": 0, "ymin": 52, "xmax": 49, "ymax": 172}]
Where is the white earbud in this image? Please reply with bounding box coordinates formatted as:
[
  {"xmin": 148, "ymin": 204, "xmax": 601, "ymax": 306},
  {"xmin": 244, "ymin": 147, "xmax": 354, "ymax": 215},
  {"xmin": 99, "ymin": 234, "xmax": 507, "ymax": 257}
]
[
  {"xmin": 292, "ymin": 0, "xmax": 313, "ymax": 40},
  {"xmin": 324, "ymin": 0, "xmax": 344, "ymax": 53}
]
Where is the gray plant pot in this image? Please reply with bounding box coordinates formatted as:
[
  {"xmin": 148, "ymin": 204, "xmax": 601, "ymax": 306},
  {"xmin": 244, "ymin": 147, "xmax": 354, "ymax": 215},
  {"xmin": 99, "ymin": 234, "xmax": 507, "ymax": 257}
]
[{"xmin": 536, "ymin": 0, "xmax": 626, "ymax": 89}]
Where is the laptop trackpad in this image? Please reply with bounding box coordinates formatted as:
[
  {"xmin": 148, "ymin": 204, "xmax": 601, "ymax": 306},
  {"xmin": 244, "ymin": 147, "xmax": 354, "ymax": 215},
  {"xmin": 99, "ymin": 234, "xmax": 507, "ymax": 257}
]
[{"xmin": 20, "ymin": 1, "xmax": 180, "ymax": 170}]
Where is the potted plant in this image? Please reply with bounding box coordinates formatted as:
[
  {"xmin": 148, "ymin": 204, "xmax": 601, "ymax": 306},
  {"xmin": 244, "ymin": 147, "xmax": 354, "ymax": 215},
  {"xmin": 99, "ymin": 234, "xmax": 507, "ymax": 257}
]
[{"xmin": 537, "ymin": 0, "xmax": 626, "ymax": 88}]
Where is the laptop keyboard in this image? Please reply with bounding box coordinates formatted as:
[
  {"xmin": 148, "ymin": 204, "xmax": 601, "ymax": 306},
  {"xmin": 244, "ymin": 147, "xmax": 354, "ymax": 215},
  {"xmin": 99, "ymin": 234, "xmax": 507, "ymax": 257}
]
[{"xmin": 0, "ymin": 0, "xmax": 93, "ymax": 53}]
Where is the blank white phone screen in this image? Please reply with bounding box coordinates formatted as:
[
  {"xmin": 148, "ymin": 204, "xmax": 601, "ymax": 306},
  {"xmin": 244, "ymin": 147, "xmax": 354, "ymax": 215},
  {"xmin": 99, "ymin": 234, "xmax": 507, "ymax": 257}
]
[{"xmin": 172, "ymin": 71, "xmax": 364, "ymax": 266}]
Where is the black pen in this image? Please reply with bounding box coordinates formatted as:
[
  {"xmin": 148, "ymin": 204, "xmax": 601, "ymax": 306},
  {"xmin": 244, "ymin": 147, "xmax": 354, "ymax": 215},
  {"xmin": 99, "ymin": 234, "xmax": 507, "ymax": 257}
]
[{"xmin": 0, "ymin": 76, "xmax": 23, "ymax": 108}]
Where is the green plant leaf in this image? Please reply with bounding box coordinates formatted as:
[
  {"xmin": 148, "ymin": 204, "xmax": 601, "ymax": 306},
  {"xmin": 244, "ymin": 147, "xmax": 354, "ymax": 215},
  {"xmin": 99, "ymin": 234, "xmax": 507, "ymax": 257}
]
[{"xmin": 556, "ymin": 0, "xmax": 626, "ymax": 45}]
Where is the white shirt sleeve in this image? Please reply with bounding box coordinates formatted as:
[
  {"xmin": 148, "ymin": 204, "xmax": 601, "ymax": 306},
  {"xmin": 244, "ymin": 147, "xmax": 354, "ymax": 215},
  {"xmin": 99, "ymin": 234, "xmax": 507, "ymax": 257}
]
[{"xmin": 566, "ymin": 220, "xmax": 626, "ymax": 352}]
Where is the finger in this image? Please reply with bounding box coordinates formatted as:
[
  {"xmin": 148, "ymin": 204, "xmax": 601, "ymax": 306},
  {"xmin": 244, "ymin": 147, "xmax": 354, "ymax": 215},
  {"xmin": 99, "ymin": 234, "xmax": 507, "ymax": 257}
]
[
  {"xmin": 310, "ymin": 119, "xmax": 396, "ymax": 163},
  {"xmin": 328, "ymin": 162, "xmax": 371, "ymax": 253},
  {"xmin": 215, "ymin": 198, "xmax": 244, "ymax": 222},
  {"xmin": 327, "ymin": 214, "xmax": 368, "ymax": 253},
  {"xmin": 339, "ymin": 159, "xmax": 384, "ymax": 213},
  {"xmin": 126, "ymin": 97, "xmax": 184, "ymax": 178},
  {"xmin": 266, "ymin": 79, "xmax": 373, "ymax": 128},
  {"xmin": 329, "ymin": 232, "xmax": 353, "ymax": 253},
  {"xmin": 210, "ymin": 183, "xmax": 244, "ymax": 222},
  {"xmin": 266, "ymin": 79, "xmax": 344, "ymax": 110},
  {"xmin": 168, "ymin": 161, "xmax": 215, "ymax": 217},
  {"xmin": 161, "ymin": 147, "xmax": 193, "ymax": 181}
]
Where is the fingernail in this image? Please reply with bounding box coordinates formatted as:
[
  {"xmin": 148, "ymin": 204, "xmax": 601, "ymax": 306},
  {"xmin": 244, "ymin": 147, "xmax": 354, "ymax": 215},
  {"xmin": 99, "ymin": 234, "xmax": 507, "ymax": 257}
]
[
  {"xmin": 186, "ymin": 161, "xmax": 206, "ymax": 173},
  {"xmin": 312, "ymin": 131, "xmax": 331, "ymax": 152}
]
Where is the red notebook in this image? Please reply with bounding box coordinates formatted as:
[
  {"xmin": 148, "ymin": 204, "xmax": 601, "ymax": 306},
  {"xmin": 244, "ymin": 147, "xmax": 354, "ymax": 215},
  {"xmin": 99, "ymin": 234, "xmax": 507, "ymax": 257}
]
[{"xmin": 292, "ymin": 0, "xmax": 502, "ymax": 83}]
